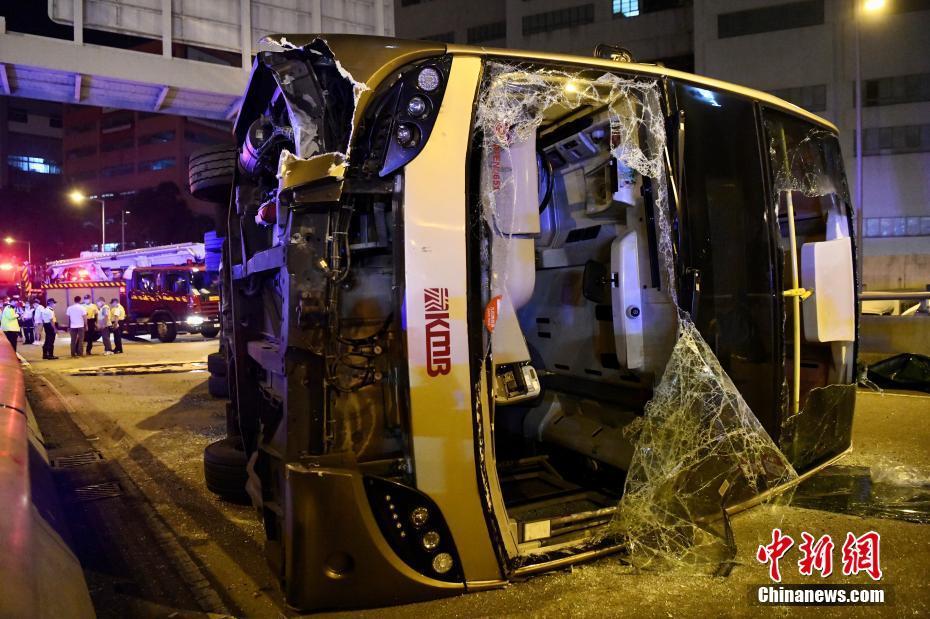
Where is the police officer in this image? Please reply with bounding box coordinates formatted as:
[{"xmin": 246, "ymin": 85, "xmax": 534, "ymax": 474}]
[
  {"xmin": 83, "ymin": 295, "xmax": 99, "ymax": 355},
  {"xmin": 110, "ymin": 298, "xmax": 125, "ymax": 354},
  {"xmin": 40, "ymin": 299, "xmax": 58, "ymax": 359}
]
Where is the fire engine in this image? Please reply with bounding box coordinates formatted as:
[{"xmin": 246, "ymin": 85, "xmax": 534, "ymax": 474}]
[{"xmin": 42, "ymin": 242, "xmax": 220, "ymax": 342}]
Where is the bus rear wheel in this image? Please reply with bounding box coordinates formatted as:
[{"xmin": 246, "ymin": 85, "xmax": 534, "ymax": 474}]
[{"xmin": 203, "ymin": 437, "xmax": 249, "ymax": 503}]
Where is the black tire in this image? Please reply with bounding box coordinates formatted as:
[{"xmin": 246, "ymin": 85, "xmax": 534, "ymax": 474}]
[
  {"xmin": 153, "ymin": 318, "xmax": 177, "ymax": 343},
  {"xmin": 203, "ymin": 437, "xmax": 249, "ymax": 502},
  {"xmin": 207, "ymin": 351, "xmax": 227, "ymax": 376},
  {"xmin": 208, "ymin": 373, "xmax": 229, "ymax": 398},
  {"xmin": 189, "ymin": 144, "xmax": 237, "ymax": 204},
  {"xmin": 201, "ymin": 326, "xmax": 219, "ymax": 339}
]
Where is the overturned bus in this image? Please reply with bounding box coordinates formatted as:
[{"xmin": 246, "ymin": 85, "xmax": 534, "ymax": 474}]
[{"xmin": 197, "ymin": 35, "xmax": 858, "ymax": 610}]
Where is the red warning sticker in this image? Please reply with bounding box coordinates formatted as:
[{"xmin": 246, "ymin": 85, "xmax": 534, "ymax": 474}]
[{"xmin": 484, "ymin": 295, "xmax": 502, "ymax": 332}]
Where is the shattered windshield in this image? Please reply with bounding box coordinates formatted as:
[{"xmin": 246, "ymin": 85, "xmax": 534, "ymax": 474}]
[{"xmin": 472, "ymin": 62, "xmax": 799, "ymax": 572}]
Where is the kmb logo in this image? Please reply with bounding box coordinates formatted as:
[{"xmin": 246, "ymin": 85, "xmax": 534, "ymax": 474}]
[{"xmin": 424, "ymin": 287, "xmax": 451, "ymax": 377}]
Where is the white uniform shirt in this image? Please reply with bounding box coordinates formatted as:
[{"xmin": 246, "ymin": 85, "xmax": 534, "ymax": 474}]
[
  {"xmin": 33, "ymin": 305, "xmax": 46, "ymax": 324},
  {"xmin": 66, "ymin": 303, "xmax": 87, "ymax": 329}
]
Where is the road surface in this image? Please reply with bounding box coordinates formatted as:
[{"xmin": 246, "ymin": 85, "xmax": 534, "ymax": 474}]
[{"xmin": 20, "ymin": 334, "xmax": 930, "ymax": 618}]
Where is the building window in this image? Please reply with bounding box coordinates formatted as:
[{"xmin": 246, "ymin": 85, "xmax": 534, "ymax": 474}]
[
  {"xmin": 49, "ymin": 115, "xmax": 63, "ymax": 129},
  {"xmin": 864, "ymin": 216, "xmax": 930, "ymax": 238},
  {"xmin": 138, "ymin": 157, "xmax": 176, "ymax": 172},
  {"xmin": 70, "ymin": 170, "xmax": 98, "ymax": 182},
  {"xmin": 8, "ymin": 155, "xmax": 61, "ymax": 174},
  {"xmin": 101, "ymin": 112, "xmax": 134, "ymax": 133},
  {"xmin": 862, "ymin": 73, "xmax": 930, "ymax": 107},
  {"xmin": 419, "ymin": 32, "xmax": 455, "ymax": 43},
  {"xmin": 8, "ymin": 108, "xmax": 27, "ymax": 123},
  {"xmin": 859, "ymin": 124, "xmax": 930, "ymax": 156},
  {"xmin": 718, "ymin": 1, "xmax": 823, "ymax": 39},
  {"xmin": 139, "ymin": 130, "xmax": 176, "ymax": 145},
  {"xmin": 101, "ymin": 138, "xmax": 134, "ymax": 153},
  {"xmin": 101, "ymin": 163, "xmax": 135, "ymax": 177},
  {"xmin": 67, "ymin": 146, "xmax": 97, "ymax": 160},
  {"xmin": 769, "ymin": 84, "xmax": 827, "ymax": 112},
  {"xmin": 523, "ymin": 4, "xmax": 596, "ymax": 36},
  {"xmin": 66, "ymin": 122, "xmax": 96, "ymax": 135},
  {"xmin": 467, "ymin": 21, "xmax": 507, "ymax": 44},
  {"xmin": 184, "ymin": 130, "xmax": 224, "ymax": 145},
  {"xmin": 612, "ymin": 0, "xmax": 640, "ymax": 17}
]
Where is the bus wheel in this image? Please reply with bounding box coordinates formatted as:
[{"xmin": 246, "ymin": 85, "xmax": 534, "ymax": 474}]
[
  {"xmin": 207, "ymin": 351, "xmax": 227, "ymax": 376},
  {"xmin": 154, "ymin": 319, "xmax": 177, "ymax": 343},
  {"xmin": 208, "ymin": 374, "xmax": 229, "ymax": 398},
  {"xmin": 201, "ymin": 326, "xmax": 219, "ymax": 338},
  {"xmin": 203, "ymin": 437, "xmax": 249, "ymax": 503}
]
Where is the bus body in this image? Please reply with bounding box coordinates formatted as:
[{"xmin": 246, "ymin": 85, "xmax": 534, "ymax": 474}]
[{"xmin": 211, "ymin": 35, "xmax": 858, "ymax": 610}]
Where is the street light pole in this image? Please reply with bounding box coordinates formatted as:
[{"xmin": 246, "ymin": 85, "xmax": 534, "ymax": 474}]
[
  {"xmin": 68, "ymin": 190, "xmax": 109, "ymax": 251},
  {"xmin": 121, "ymin": 209, "xmax": 129, "ymax": 249},
  {"xmin": 854, "ymin": 1, "xmax": 864, "ymax": 284},
  {"xmin": 3, "ymin": 238, "xmax": 30, "ymax": 263},
  {"xmin": 100, "ymin": 197, "xmax": 106, "ymax": 250}
]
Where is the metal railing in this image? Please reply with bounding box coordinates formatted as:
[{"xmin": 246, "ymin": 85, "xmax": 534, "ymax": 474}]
[{"xmin": 860, "ymin": 290, "xmax": 930, "ymax": 314}]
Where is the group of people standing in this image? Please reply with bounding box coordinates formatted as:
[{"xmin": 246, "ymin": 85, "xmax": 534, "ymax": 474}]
[
  {"xmin": 1, "ymin": 296, "xmax": 60, "ymax": 358},
  {"xmin": 0, "ymin": 294, "xmax": 126, "ymax": 360},
  {"xmin": 0, "ymin": 296, "xmax": 58, "ymax": 359},
  {"xmin": 65, "ymin": 296, "xmax": 126, "ymax": 358}
]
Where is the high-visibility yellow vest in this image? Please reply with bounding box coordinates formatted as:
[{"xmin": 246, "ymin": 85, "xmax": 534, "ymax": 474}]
[
  {"xmin": 1, "ymin": 306, "xmax": 20, "ymax": 332},
  {"xmin": 84, "ymin": 303, "xmax": 98, "ymax": 320}
]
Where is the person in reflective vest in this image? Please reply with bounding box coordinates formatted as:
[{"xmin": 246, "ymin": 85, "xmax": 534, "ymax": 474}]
[
  {"xmin": 110, "ymin": 298, "xmax": 125, "ymax": 354},
  {"xmin": 1, "ymin": 297, "xmax": 21, "ymax": 352},
  {"xmin": 83, "ymin": 295, "xmax": 99, "ymax": 355}
]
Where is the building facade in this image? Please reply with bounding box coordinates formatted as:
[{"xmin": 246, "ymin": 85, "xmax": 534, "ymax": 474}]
[
  {"xmin": 396, "ymin": 0, "xmax": 694, "ymax": 69},
  {"xmin": 61, "ymin": 106, "xmax": 232, "ymax": 219},
  {"xmin": 395, "ymin": 0, "xmax": 930, "ymax": 290},
  {"xmin": 695, "ymin": 0, "xmax": 930, "ymax": 290},
  {"xmin": 0, "ymin": 97, "xmax": 63, "ymax": 191}
]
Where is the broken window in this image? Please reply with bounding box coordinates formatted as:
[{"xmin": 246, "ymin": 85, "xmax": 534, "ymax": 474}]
[
  {"xmin": 763, "ymin": 110, "xmax": 857, "ymax": 471},
  {"xmin": 472, "ymin": 62, "xmax": 799, "ymax": 571}
]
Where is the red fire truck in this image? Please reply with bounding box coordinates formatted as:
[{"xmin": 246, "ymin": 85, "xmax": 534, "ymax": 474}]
[{"xmin": 42, "ymin": 243, "xmax": 220, "ymax": 342}]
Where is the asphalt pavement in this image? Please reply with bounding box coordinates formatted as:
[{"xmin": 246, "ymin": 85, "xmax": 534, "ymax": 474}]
[{"xmin": 19, "ymin": 334, "xmax": 930, "ymax": 618}]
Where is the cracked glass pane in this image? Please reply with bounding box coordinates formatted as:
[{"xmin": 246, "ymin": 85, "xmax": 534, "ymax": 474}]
[
  {"xmin": 608, "ymin": 320, "xmax": 797, "ymax": 571},
  {"xmin": 475, "ymin": 62, "xmax": 801, "ymax": 570},
  {"xmin": 764, "ymin": 110, "xmax": 857, "ymax": 471}
]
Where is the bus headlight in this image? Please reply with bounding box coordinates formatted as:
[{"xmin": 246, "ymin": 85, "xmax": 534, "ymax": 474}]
[
  {"xmin": 421, "ymin": 530, "xmax": 440, "ymax": 551},
  {"xmin": 432, "ymin": 552, "xmax": 453, "ymax": 574}
]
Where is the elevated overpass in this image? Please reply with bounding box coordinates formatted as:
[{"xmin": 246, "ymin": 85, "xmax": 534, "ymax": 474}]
[{"xmin": 0, "ymin": 1, "xmax": 392, "ymax": 120}]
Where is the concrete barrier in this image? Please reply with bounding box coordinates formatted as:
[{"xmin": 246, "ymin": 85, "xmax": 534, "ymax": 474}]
[
  {"xmin": 0, "ymin": 339, "xmax": 95, "ymax": 619},
  {"xmin": 860, "ymin": 314, "xmax": 930, "ymax": 358}
]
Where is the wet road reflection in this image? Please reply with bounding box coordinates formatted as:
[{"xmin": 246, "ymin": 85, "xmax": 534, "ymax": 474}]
[
  {"xmin": 65, "ymin": 362, "xmax": 208, "ymax": 376},
  {"xmin": 792, "ymin": 465, "xmax": 930, "ymax": 524}
]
